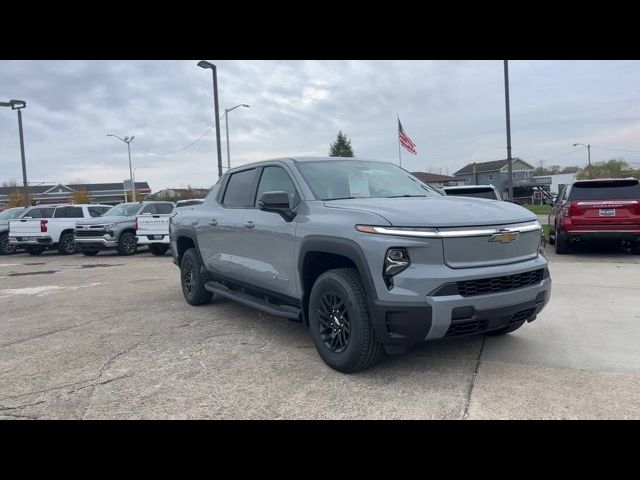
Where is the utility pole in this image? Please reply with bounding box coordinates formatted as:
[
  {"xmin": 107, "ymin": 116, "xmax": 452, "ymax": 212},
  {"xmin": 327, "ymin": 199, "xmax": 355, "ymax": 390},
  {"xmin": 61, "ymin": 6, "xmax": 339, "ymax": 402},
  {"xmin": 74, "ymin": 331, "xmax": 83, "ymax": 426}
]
[
  {"xmin": 197, "ymin": 61, "xmax": 224, "ymax": 178},
  {"xmin": 503, "ymin": 60, "xmax": 514, "ymax": 202}
]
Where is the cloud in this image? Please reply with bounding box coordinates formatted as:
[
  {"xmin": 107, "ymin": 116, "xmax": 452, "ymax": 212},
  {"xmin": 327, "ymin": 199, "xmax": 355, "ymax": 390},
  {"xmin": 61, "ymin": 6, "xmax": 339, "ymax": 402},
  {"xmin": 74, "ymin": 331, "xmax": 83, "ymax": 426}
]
[{"xmin": 1, "ymin": 60, "xmax": 640, "ymax": 191}]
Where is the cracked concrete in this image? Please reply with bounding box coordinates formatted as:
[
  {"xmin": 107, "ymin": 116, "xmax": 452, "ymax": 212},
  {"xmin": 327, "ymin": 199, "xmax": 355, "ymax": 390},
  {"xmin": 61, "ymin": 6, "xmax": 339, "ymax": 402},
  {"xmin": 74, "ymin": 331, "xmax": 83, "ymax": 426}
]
[{"xmin": 0, "ymin": 245, "xmax": 639, "ymax": 419}]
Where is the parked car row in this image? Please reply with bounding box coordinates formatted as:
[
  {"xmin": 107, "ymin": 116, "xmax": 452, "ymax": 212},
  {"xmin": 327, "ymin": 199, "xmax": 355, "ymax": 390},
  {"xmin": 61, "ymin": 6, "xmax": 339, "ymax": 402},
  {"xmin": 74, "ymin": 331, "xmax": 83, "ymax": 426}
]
[{"xmin": 1, "ymin": 201, "xmax": 176, "ymax": 256}]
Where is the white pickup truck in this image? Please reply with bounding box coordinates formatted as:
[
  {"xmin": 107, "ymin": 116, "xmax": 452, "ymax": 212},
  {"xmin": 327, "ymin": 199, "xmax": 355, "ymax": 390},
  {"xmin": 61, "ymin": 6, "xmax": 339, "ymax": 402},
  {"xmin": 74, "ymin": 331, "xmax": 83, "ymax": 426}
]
[
  {"xmin": 9, "ymin": 204, "xmax": 111, "ymax": 255},
  {"xmin": 136, "ymin": 212, "xmax": 172, "ymax": 255}
]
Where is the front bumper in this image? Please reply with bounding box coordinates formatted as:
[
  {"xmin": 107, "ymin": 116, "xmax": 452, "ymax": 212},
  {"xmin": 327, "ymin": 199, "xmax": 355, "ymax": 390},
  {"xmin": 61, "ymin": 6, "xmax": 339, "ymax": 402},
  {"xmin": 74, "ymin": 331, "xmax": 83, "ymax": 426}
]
[
  {"xmin": 9, "ymin": 236, "xmax": 52, "ymax": 245},
  {"xmin": 74, "ymin": 237, "xmax": 118, "ymax": 248},
  {"xmin": 369, "ymin": 274, "xmax": 551, "ymax": 347}
]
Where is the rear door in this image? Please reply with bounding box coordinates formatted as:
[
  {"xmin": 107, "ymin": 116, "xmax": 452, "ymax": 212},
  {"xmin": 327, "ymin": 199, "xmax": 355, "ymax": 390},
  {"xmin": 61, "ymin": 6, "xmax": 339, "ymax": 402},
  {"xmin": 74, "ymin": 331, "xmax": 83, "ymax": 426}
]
[
  {"xmin": 199, "ymin": 168, "xmax": 258, "ymax": 280},
  {"xmin": 568, "ymin": 180, "xmax": 640, "ymax": 227}
]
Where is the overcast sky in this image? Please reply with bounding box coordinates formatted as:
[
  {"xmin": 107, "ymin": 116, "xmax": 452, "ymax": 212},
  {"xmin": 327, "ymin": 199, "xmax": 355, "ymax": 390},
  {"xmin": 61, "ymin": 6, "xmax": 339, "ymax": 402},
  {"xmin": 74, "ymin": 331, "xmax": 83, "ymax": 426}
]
[{"xmin": 2, "ymin": 60, "xmax": 640, "ymax": 191}]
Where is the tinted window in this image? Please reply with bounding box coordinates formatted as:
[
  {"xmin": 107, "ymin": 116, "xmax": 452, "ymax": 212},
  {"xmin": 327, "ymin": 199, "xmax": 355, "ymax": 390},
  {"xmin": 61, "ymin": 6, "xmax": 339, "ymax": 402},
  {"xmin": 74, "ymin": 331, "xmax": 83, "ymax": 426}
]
[
  {"xmin": 140, "ymin": 204, "xmax": 157, "ymax": 215},
  {"xmin": 27, "ymin": 208, "xmax": 55, "ymax": 218},
  {"xmin": 155, "ymin": 203, "xmax": 174, "ymax": 214},
  {"xmin": 256, "ymin": 167, "xmax": 300, "ymax": 207},
  {"xmin": 53, "ymin": 207, "xmax": 68, "ymax": 218},
  {"xmin": 222, "ymin": 169, "xmax": 257, "ymax": 207},
  {"xmin": 66, "ymin": 207, "xmax": 84, "ymax": 218},
  {"xmin": 569, "ymin": 180, "xmax": 640, "ymax": 200},
  {"xmin": 444, "ymin": 188, "xmax": 498, "ymax": 200},
  {"xmin": 25, "ymin": 208, "xmax": 41, "ymax": 218},
  {"xmin": 104, "ymin": 203, "xmax": 141, "ymax": 217}
]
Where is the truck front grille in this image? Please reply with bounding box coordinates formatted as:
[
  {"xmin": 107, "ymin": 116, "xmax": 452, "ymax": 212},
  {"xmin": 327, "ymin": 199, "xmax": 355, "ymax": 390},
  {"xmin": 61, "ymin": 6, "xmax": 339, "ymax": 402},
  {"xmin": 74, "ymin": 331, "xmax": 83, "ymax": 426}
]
[
  {"xmin": 456, "ymin": 269, "xmax": 543, "ymax": 297},
  {"xmin": 75, "ymin": 229, "xmax": 107, "ymax": 237}
]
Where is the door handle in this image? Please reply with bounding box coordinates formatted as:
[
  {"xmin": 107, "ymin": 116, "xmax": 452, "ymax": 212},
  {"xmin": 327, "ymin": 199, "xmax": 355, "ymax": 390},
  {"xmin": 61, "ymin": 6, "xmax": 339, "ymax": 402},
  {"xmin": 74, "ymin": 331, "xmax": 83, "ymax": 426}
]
[
  {"xmin": 243, "ymin": 221, "xmax": 255, "ymax": 229},
  {"xmin": 208, "ymin": 219, "xmax": 218, "ymax": 226}
]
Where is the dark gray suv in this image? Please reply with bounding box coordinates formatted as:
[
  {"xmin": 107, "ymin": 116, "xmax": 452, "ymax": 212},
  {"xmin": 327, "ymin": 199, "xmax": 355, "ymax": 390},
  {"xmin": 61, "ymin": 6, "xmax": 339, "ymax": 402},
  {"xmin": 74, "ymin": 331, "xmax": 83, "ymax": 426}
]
[{"xmin": 171, "ymin": 157, "xmax": 551, "ymax": 372}]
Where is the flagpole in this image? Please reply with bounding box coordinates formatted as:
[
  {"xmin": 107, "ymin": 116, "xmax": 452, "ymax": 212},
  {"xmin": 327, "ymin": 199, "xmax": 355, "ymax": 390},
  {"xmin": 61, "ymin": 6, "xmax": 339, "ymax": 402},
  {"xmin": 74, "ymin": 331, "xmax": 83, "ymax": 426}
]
[{"xmin": 397, "ymin": 114, "xmax": 402, "ymax": 167}]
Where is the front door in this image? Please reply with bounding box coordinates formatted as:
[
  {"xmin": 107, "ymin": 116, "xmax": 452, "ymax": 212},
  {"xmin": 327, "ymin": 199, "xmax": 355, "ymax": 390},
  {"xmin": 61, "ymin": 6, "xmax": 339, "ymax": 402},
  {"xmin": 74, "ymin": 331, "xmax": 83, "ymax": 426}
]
[{"xmin": 240, "ymin": 165, "xmax": 301, "ymax": 300}]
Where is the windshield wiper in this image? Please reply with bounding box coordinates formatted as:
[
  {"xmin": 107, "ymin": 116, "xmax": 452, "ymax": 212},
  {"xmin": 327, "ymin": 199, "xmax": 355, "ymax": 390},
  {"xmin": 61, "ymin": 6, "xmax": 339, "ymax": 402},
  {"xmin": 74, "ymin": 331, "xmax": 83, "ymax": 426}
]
[
  {"xmin": 322, "ymin": 196, "xmax": 357, "ymax": 201},
  {"xmin": 386, "ymin": 194, "xmax": 428, "ymax": 198}
]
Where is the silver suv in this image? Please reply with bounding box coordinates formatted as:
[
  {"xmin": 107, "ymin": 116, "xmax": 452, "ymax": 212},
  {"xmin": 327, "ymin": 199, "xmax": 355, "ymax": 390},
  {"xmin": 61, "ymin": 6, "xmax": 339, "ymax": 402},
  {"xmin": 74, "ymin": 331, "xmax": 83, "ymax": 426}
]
[{"xmin": 170, "ymin": 157, "xmax": 551, "ymax": 372}]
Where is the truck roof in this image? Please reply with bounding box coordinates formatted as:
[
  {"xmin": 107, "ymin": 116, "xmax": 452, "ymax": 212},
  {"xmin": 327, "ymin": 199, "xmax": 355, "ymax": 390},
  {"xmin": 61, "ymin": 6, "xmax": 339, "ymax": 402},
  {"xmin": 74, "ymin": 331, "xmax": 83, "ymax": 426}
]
[{"xmin": 227, "ymin": 156, "xmax": 392, "ymax": 172}]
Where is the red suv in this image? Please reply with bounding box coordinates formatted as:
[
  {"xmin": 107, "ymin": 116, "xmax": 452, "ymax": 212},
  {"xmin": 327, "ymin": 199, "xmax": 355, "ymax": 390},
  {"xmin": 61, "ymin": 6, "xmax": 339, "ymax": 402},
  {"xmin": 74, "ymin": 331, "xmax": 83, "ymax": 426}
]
[{"xmin": 549, "ymin": 178, "xmax": 640, "ymax": 254}]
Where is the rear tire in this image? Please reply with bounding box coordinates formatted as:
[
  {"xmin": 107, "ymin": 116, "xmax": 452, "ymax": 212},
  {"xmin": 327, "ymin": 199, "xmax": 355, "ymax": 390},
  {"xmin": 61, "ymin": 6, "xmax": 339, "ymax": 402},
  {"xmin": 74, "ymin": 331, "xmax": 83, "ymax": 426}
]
[
  {"xmin": 0, "ymin": 232, "xmax": 16, "ymax": 255},
  {"xmin": 486, "ymin": 320, "xmax": 526, "ymax": 336},
  {"xmin": 57, "ymin": 232, "xmax": 77, "ymax": 255},
  {"xmin": 26, "ymin": 245, "xmax": 45, "ymax": 255},
  {"xmin": 180, "ymin": 248, "xmax": 213, "ymax": 306},
  {"xmin": 555, "ymin": 233, "xmax": 569, "ymax": 254},
  {"xmin": 117, "ymin": 232, "xmax": 137, "ymax": 256},
  {"xmin": 149, "ymin": 244, "xmax": 169, "ymax": 256},
  {"xmin": 308, "ymin": 268, "xmax": 384, "ymax": 373},
  {"xmin": 82, "ymin": 250, "xmax": 99, "ymax": 256}
]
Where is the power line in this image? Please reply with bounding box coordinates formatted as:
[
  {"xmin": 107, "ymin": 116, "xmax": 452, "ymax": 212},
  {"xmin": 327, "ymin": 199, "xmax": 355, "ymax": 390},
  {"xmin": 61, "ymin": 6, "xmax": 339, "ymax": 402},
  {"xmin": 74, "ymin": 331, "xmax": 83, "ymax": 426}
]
[
  {"xmin": 590, "ymin": 144, "xmax": 640, "ymax": 154},
  {"xmin": 539, "ymin": 146, "xmax": 587, "ymax": 162},
  {"xmin": 131, "ymin": 125, "xmax": 215, "ymax": 156}
]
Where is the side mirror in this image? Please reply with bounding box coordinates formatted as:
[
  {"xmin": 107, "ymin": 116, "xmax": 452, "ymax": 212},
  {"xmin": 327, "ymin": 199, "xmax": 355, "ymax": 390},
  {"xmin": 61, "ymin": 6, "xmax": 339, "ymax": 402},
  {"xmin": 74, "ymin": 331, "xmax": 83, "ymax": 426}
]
[
  {"xmin": 257, "ymin": 191, "xmax": 290, "ymax": 212},
  {"xmin": 257, "ymin": 191, "xmax": 295, "ymax": 221}
]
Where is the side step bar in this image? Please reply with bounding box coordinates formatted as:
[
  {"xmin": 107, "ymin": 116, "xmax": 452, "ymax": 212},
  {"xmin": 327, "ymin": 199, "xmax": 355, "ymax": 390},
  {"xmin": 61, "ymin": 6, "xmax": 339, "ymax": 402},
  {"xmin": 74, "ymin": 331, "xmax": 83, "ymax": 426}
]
[{"xmin": 204, "ymin": 281, "xmax": 301, "ymax": 320}]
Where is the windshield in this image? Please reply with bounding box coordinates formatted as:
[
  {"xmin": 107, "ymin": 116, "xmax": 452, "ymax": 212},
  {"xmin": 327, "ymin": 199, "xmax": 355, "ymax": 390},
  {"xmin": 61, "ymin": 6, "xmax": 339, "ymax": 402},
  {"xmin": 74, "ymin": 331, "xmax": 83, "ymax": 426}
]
[
  {"xmin": 444, "ymin": 188, "xmax": 499, "ymax": 200},
  {"xmin": 295, "ymin": 160, "xmax": 439, "ymax": 200},
  {"xmin": 103, "ymin": 203, "xmax": 141, "ymax": 217},
  {"xmin": 569, "ymin": 180, "xmax": 640, "ymax": 200},
  {"xmin": 0, "ymin": 208, "xmax": 26, "ymax": 220}
]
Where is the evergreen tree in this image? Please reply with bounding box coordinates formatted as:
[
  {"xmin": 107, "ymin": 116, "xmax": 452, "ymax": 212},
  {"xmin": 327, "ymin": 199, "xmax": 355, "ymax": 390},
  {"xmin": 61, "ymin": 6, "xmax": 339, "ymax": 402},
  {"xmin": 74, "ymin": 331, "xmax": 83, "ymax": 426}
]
[{"xmin": 329, "ymin": 131, "xmax": 354, "ymax": 157}]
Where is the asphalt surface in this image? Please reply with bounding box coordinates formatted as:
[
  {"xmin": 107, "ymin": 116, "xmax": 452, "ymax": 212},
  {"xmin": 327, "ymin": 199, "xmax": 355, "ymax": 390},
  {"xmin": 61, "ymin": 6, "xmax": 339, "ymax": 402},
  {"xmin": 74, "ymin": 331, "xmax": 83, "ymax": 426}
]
[{"xmin": 1, "ymin": 244, "xmax": 639, "ymax": 419}]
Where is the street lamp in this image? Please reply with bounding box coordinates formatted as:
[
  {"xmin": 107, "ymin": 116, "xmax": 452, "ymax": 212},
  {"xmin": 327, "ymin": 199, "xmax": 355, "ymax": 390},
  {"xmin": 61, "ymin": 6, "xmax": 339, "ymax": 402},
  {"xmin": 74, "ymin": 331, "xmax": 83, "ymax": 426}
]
[
  {"xmin": 573, "ymin": 143, "xmax": 591, "ymax": 167},
  {"xmin": 197, "ymin": 60, "xmax": 224, "ymax": 178},
  {"xmin": 224, "ymin": 104, "xmax": 250, "ymax": 170},
  {"xmin": 1, "ymin": 100, "xmax": 30, "ymax": 207},
  {"xmin": 107, "ymin": 134, "xmax": 136, "ymax": 201},
  {"xmin": 503, "ymin": 61, "xmax": 514, "ymax": 202}
]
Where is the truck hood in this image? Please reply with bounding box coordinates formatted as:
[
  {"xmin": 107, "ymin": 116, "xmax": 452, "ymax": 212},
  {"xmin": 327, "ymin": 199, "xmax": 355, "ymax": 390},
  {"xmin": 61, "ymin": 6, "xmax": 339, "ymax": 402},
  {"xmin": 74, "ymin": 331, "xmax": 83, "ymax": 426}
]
[
  {"xmin": 324, "ymin": 196, "xmax": 536, "ymax": 227},
  {"xmin": 76, "ymin": 216, "xmax": 131, "ymax": 226}
]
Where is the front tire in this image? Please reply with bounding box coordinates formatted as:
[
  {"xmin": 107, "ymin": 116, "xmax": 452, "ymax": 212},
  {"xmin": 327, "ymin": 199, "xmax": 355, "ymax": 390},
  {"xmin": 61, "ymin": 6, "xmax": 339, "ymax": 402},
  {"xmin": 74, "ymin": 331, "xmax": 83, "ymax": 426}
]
[
  {"xmin": 0, "ymin": 232, "xmax": 16, "ymax": 255},
  {"xmin": 149, "ymin": 244, "xmax": 169, "ymax": 256},
  {"xmin": 57, "ymin": 232, "xmax": 77, "ymax": 255},
  {"xmin": 26, "ymin": 245, "xmax": 45, "ymax": 255},
  {"xmin": 180, "ymin": 248, "xmax": 213, "ymax": 306},
  {"xmin": 308, "ymin": 268, "xmax": 384, "ymax": 373},
  {"xmin": 117, "ymin": 232, "xmax": 137, "ymax": 256}
]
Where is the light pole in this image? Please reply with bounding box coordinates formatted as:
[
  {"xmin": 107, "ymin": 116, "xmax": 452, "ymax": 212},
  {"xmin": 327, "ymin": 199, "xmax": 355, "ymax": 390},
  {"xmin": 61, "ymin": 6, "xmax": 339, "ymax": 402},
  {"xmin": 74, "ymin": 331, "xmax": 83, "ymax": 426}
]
[
  {"xmin": 573, "ymin": 143, "xmax": 591, "ymax": 167},
  {"xmin": 224, "ymin": 104, "xmax": 250, "ymax": 170},
  {"xmin": 1, "ymin": 100, "xmax": 30, "ymax": 207},
  {"xmin": 197, "ymin": 60, "xmax": 223, "ymax": 178},
  {"xmin": 503, "ymin": 61, "xmax": 514, "ymax": 202},
  {"xmin": 107, "ymin": 134, "xmax": 136, "ymax": 201}
]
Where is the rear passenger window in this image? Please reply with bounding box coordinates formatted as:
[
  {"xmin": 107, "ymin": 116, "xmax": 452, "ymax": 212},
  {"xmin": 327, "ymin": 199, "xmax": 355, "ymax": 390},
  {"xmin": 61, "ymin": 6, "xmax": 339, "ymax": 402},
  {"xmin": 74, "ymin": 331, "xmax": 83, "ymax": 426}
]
[
  {"xmin": 66, "ymin": 207, "xmax": 83, "ymax": 218},
  {"xmin": 53, "ymin": 207, "xmax": 68, "ymax": 218},
  {"xmin": 155, "ymin": 203, "xmax": 174, "ymax": 214},
  {"xmin": 222, "ymin": 169, "xmax": 257, "ymax": 207}
]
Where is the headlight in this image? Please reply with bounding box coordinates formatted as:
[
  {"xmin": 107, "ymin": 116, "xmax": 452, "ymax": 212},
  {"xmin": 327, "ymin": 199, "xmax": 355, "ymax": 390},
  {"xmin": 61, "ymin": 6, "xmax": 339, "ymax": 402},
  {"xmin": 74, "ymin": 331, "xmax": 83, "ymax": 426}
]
[
  {"xmin": 104, "ymin": 223, "xmax": 117, "ymax": 230},
  {"xmin": 384, "ymin": 248, "xmax": 410, "ymax": 289}
]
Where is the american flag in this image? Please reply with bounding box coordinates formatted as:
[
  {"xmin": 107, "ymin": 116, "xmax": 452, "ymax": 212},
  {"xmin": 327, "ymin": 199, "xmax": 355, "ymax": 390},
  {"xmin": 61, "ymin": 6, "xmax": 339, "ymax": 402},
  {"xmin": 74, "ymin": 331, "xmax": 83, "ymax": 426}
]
[{"xmin": 398, "ymin": 119, "xmax": 417, "ymax": 155}]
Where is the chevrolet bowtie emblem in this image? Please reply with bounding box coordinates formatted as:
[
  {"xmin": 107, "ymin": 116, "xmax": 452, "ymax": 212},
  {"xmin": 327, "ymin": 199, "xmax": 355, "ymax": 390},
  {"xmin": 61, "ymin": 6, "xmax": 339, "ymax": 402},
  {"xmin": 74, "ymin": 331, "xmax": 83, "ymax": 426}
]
[{"xmin": 489, "ymin": 230, "xmax": 519, "ymax": 244}]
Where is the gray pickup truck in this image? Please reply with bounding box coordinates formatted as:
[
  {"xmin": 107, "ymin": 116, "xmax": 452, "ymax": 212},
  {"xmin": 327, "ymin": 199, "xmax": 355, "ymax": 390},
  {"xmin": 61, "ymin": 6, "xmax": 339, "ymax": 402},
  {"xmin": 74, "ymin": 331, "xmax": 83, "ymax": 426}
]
[
  {"xmin": 0, "ymin": 207, "xmax": 28, "ymax": 255},
  {"xmin": 170, "ymin": 157, "xmax": 551, "ymax": 372},
  {"xmin": 75, "ymin": 201, "xmax": 174, "ymax": 256}
]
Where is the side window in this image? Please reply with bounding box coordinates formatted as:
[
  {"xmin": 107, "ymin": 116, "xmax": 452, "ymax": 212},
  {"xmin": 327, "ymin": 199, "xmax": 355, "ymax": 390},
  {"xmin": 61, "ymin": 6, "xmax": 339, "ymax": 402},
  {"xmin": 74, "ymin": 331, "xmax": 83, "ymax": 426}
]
[
  {"xmin": 222, "ymin": 169, "xmax": 257, "ymax": 207},
  {"xmin": 140, "ymin": 204, "xmax": 157, "ymax": 215},
  {"xmin": 25, "ymin": 208, "xmax": 41, "ymax": 218},
  {"xmin": 53, "ymin": 207, "xmax": 68, "ymax": 218},
  {"xmin": 40, "ymin": 208, "xmax": 55, "ymax": 218},
  {"xmin": 255, "ymin": 166, "xmax": 300, "ymax": 207},
  {"xmin": 155, "ymin": 203, "xmax": 174, "ymax": 214},
  {"xmin": 66, "ymin": 207, "xmax": 83, "ymax": 218}
]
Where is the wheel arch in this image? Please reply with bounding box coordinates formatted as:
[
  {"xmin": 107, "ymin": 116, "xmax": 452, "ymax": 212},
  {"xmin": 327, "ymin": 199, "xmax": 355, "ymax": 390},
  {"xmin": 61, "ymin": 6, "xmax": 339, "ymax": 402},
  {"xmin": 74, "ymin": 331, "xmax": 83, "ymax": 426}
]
[{"xmin": 298, "ymin": 236, "xmax": 377, "ymax": 325}]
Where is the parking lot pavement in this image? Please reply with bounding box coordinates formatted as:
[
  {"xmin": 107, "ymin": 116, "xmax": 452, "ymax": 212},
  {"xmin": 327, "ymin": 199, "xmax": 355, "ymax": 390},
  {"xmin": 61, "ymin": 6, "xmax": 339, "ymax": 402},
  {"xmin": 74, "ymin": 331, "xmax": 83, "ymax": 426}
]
[{"xmin": 1, "ymin": 245, "xmax": 639, "ymax": 419}]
